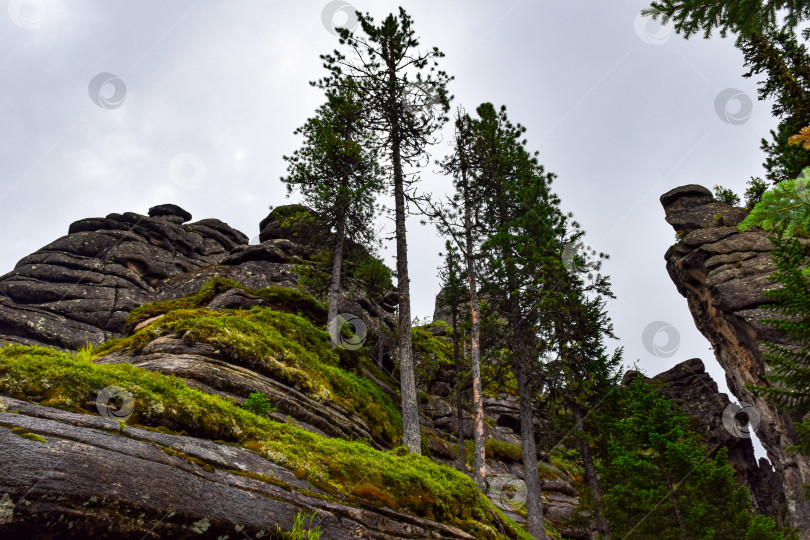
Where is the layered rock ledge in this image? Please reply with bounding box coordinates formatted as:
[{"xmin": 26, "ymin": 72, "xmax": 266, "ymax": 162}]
[{"xmin": 0, "ymin": 397, "xmax": 477, "ymax": 539}]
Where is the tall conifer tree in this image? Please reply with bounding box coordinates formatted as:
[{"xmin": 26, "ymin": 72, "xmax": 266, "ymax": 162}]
[
  {"xmin": 315, "ymin": 8, "xmax": 452, "ymax": 453},
  {"xmin": 281, "ymin": 83, "xmax": 384, "ymax": 331},
  {"xmin": 474, "ymin": 102, "xmax": 564, "ymax": 539}
]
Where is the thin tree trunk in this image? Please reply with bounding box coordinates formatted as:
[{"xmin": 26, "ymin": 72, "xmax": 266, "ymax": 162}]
[
  {"xmin": 393, "ymin": 153, "xmax": 420, "ymax": 454},
  {"xmin": 467, "ymin": 239, "xmax": 486, "ymax": 488},
  {"xmin": 503, "ymin": 215, "xmax": 546, "ymax": 537},
  {"xmin": 379, "ymin": 52, "xmax": 420, "ymax": 454},
  {"xmin": 327, "ymin": 209, "xmax": 346, "ymax": 333},
  {"xmin": 516, "ymin": 338, "xmax": 548, "ymax": 539},
  {"xmin": 573, "ymin": 405, "xmax": 610, "ymax": 539},
  {"xmin": 391, "ymin": 125, "xmax": 420, "ymax": 456},
  {"xmin": 458, "ymin": 128, "xmax": 486, "ymax": 489},
  {"xmin": 327, "ymin": 101, "xmax": 353, "ymax": 338}
]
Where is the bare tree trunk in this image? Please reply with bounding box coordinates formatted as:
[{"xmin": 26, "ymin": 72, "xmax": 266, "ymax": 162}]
[
  {"xmin": 467, "ymin": 252, "xmax": 486, "ymax": 488},
  {"xmin": 327, "ymin": 211, "xmax": 346, "ymax": 333},
  {"xmin": 456, "ymin": 129, "xmax": 486, "ymax": 489},
  {"xmin": 327, "ymin": 111, "xmax": 353, "ymax": 339},
  {"xmin": 573, "ymin": 405, "xmax": 610, "ymax": 539},
  {"xmin": 506, "ymin": 250, "xmax": 546, "ymax": 538},
  {"xmin": 516, "ymin": 348, "xmax": 548, "ymax": 539},
  {"xmin": 391, "ymin": 129, "xmax": 420, "ymax": 455},
  {"xmin": 465, "ymin": 225, "xmax": 486, "ymax": 486}
]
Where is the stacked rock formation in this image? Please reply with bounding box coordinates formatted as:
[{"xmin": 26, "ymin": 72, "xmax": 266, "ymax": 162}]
[{"xmin": 661, "ymin": 185, "xmax": 810, "ymax": 532}]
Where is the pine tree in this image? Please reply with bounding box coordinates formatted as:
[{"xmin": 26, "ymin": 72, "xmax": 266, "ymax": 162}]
[
  {"xmin": 474, "ymin": 102, "xmax": 565, "ymax": 539},
  {"xmin": 737, "ymin": 167, "xmax": 810, "ymax": 494},
  {"xmin": 432, "ymin": 109, "xmax": 488, "ymax": 489},
  {"xmin": 281, "ymin": 84, "xmax": 384, "ymax": 332},
  {"xmin": 740, "ymin": 30, "xmax": 810, "ymax": 182},
  {"xmin": 643, "ymin": 1, "xmax": 810, "ymax": 39},
  {"xmin": 746, "ymin": 177, "xmax": 770, "ymax": 208},
  {"xmin": 750, "ymin": 237, "xmax": 810, "ymax": 459},
  {"xmin": 739, "ymin": 174, "xmax": 810, "ymax": 235},
  {"xmin": 602, "ymin": 376, "xmax": 786, "ymax": 539},
  {"xmin": 437, "ymin": 241, "xmax": 469, "ymax": 473},
  {"xmin": 545, "ymin": 261, "xmax": 622, "ymax": 539},
  {"xmin": 315, "ymin": 8, "xmax": 452, "ymax": 454}
]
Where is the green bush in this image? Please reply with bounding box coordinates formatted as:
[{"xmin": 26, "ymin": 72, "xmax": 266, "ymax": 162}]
[
  {"xmin": 713, "ymin": 184, "xmax": 741, "ymax": 206},
  {"xmin": 242, "ymin": 392, "xmax": 277, "ymax": 418},
  {"xmin": 352, "ymin": 256, "xmax": 393, "ymax": 301}
]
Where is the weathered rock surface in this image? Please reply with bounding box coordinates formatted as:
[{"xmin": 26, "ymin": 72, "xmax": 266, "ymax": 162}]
[
  {"xmin": 0, "ymin": 397, "xmax": 477, "ymax": 539},
  {"xmin": 418, "ymin": 389, "xmax": 587, "ymax": 538},
  {"xmin": 661, "ymin": 185, "xmax": 810, "ymax": 532},
  {"xmin": 96, "ymin": 334, "xmax": 389, "ymax": 449},
  {"xmin": 0, "ymin": 205, "xmax": 399, "ymax": 356},
  {"xmin": 0, "ymin": 205, "xmax": 248, "ymax": 349}
]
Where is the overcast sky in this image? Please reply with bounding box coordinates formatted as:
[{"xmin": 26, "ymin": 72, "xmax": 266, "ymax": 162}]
[{"xmin": 0, "ymin": 1, "xmax": 777, "ymax": 423}]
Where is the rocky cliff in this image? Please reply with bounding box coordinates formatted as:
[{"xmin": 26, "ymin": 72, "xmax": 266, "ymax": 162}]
[
  {"xmin": 0, "ymin": 203, "xmax": 586, "ymax": 539},
  {"xmin": 661, "ymin": 184, "xmax": 810, "ymax": 531}
]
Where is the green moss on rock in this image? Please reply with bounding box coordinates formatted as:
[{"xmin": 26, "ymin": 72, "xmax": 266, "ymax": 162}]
[
  {"xmin": 125, "ymin": 277, "xmax": 327, "ymax": 328},
  {"xmin": 16, "ymin": 431, "xmax": 46, "ymax": 443},
  {"xmin": 0, "ymin": 345, "xmax": 527, "ymax": 538},
  {"xmin": 100, "ymin": 302, "xmax": 402, "ymax": 445}
]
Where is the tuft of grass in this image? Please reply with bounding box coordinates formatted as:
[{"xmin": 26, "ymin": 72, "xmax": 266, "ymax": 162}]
[
  {"xmin": 73, "ymin": 340, "xmax": 98, "ymax": 362},
  {"xmin": 0, "ymin": 344, "xmax": 529, "ymax": 539},
  {"xmin": 274, "ymin": 511, "xmax": 322, "ymax": 540}
]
